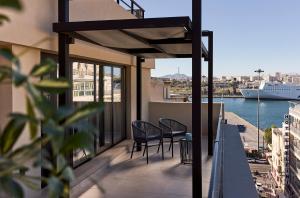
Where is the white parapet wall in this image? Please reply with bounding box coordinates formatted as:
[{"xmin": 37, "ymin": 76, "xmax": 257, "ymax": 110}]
[{"xmin": 148, "ymin": 102, "xmax": 221, "ymax": 136}]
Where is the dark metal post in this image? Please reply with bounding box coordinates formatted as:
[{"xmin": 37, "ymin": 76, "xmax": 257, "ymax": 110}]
[
  {"xmin": 58, "ymin": 0, "xmax": 72, "ymax": 166},
  {"xmin": 208, "ymin": 31, "xmax": 213, "ymax": 156},
  {"xmin": 131, "ymin": 0, "xmax": 134, "ymax": 14},
  {"xmin": 136, "ymin": 57, "xmax": 143, "ymax": 151},
  {"xmin": 192, "ymin": 0, "xmax": 202, "ymax": 197}
]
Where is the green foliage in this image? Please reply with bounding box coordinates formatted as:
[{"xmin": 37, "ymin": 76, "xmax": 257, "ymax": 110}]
[
  {"xmin": 0, "ymin": 0, "xmax": 23, "ymax": 11},
  {"xmin": 264, "ymin": 124, "xmax": 276, "ymax": 145},
  {"xmin": 0, "ymin": 38, "xmax": 103, "ymax": 198},
  {"xmin": 0, "ymin": 2, "xmax": 103, "ymax": 197}
]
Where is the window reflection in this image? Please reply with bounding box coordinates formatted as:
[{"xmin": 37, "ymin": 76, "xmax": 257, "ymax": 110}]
[
  {"xmin": 103, "ymin": 66, "xmax": 112, "ymax": 102},
  {"xmin": 73, "ymin": 62, "xmax": 94, "ymax": 102}
]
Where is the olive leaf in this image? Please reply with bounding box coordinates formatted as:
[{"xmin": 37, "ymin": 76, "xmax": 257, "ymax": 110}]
[
  {"xmin": 26, "ymin": 97, "xmax": 38, "ymax": 139},
  {"xmin": 0, "ymin": 48, "xmax": 20, "ymax": 68},
  {"xmin": 30, "ymin": 59, "xmax": 57, "ymax": 77},
  {"xmin": 34, "ymin": 78, "xmax": 70, "ymax": 93},
  {"xmin": 0, "ymin": 117, "xmax": 27, "ymax": 154},
  {"xmin": 0, "ymin": 0, "xmax": 22, "ymax": 11},
  {"xmin": 0, "ymin": 176, "xmax": 23, "ymax": 198},
  {"xmin": 0, "ymin": 14, "xmax": 9, "ymax": 25},
  {"xmin": 62, "ymin": 102, "xmax": 104, "ymax": 127}
]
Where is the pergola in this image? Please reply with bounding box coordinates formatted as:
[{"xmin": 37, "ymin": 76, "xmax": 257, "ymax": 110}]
[{"xmin": 54, "ymin": 0, "xmax": 213, "ymax": 197}]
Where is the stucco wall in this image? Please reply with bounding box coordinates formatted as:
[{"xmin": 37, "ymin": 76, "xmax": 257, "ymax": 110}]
[
  {"xmin": 11, "ymin": 45, "xmax": 42, "ymax": 197},
  {"xmin": 148, "ymin": 102, "xmax": 221, "ymax": 136},
  {"xmin": 0, "ymin": 50, "xmax": 12, "ymax": 129},
  {"xmin": 0, "ymin": 0, "xmax": 154, "ymax": 68}
]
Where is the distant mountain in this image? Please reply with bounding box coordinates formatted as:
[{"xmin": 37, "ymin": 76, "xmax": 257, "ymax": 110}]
[{"xmin": 161, "ymin": 73, "xmax": 191, "ymax": 80}]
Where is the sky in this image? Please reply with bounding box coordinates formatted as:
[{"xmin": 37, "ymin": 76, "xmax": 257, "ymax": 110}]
[{"xmin": 135, "ymin": 0, "xmax": 300, "ymax": 77}]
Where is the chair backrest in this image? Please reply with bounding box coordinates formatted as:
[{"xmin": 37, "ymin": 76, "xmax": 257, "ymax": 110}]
[
  {"xmin": 132, "ymin": 121, "xmax": 162, "ymax": 141},
  {"xmin": 132, "ymin": 121, "xmax": 147, "ymax": 141},
  {"xmin": 159, "ymin": 118, "xmax": 187, "ymax": 132}
]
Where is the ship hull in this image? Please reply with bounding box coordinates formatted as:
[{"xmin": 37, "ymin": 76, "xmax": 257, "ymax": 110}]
[{"xmin": 240, "ymin": 89, "xmax": 300, "ymax": 100}]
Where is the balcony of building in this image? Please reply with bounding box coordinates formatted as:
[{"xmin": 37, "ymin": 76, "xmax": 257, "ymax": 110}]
[
  {"xmin": 115, "ymin": 0, "xmax": 145, "ymax": 19},
  {"xmin": 67, "ymin": 102, "xmax": 258, "ymax": 198},
  {"xmin": 52, "ymin": 0, "xmax": 258, "ymax": 197}
]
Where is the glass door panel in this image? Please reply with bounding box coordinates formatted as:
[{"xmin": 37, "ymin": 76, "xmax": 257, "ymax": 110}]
[
  {"xmin": 72, "ymin": 62, "xmax": 95, "ymax": 166},
  {"xmin": 103, "ymin": 66, "xmax": 113, "ymax": 147},
  {"xmin": 113, "ymin": 67, "xmax": 125, "ymax": 143}
]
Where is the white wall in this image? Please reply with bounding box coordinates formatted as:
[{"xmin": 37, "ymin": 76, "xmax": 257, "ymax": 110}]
[{"xmin": 148, "ymin": 102, "xmax": 221, "ymax": 136}]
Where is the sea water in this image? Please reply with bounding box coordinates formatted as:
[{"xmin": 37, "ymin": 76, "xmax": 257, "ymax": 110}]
[{"xmin": 205, "ymin": 98, "xmax": 290, "ymax": 130}]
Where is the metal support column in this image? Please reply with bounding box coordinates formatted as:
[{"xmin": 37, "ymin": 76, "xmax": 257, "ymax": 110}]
[
  {"xmin": 192, "ymin": 0, "xmax": 202, "ymax": 197},
  {"xmin": 58, "ymin": 0, "xmax": 72, "ymax": 165},
  {"xmin": 136, "ymin": 56, "xmax": 143, "ymax": 151},
  {"xmin": 207, "ymin": 31, "xmax": 213, "ymax": 156}
]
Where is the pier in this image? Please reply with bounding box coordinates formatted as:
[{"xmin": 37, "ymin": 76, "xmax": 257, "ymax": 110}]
[{"xmin": 225, "ymin": 112, "xmax": 264, "ymax": 150}]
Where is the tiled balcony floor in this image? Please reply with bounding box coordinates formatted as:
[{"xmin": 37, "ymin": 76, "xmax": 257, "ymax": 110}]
[{"xmin": 71, "ymin": 137, "xmax": 212, "ymax": 198}]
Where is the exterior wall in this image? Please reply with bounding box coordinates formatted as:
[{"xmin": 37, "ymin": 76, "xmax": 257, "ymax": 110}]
[
  {"xmin": 288, "ymin": 105, "xmax": 300, "ymax": 197},
  {"xmin": 0, "ymin": 0, "xmax": 154, "ymax": 196},
  {"xmin": 11, "ymin": 45, "xmax": 42, "ymax": 197},
  {"xmin": 0, "ymin": 47, "xmax": 12, "ymax": 129},
  {"xmin": 150, "ymin": 79, "xmax": 165, "ymax": 102},
  {"xmin": 271, "ymin": 128, "xmax": 285, "ymax": 190},
  {"xmin": 148, "ymin": 102, "xmax": 221, "ymax": 136},
  {"xmin": 0, "ymin": 0, "xmax": 155, "ymax": 137},
  {"xmin": 150, "ymin": 78, "xmax": 171, "ymax": 102}
]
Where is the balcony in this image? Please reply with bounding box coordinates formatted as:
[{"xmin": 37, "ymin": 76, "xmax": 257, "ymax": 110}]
[
  {"xmin": 69, "ymin": 102, "xmax": 257, "ymax": 198},
  {"xmin": 115, "ymin": 0, "xmax": 145, "ymax": 19}
]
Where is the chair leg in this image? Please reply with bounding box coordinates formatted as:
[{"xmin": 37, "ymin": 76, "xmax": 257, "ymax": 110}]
[
  {"xmin": 146, "ymin": 142, "xmax": 149, "ymax": 164},
  {"xmin": 130, "ymin": 142, "xmax": 136, "ymax": 159},
  {"xmin": 171, "ymin": 138, "xmax": 174, "ymax": 158},
  {"xmin": 157, "ymin": 139, "xmax": 161, "ymax": 153},
  {"xmin": 161, "ymin": 138, "xmax": 164, "ymax": 160},
  {"xmin": 168, "ymin": 140, "xmax": 172, "ymax": 151},
  {"xmin": 143, "ymin": 143, "xmax": 146, "ymax": 156}
]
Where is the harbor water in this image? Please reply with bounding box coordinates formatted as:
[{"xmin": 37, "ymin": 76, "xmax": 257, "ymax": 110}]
[{"xmin": 206, "ymin": 98, "xmax": 291, "ymax": 130}]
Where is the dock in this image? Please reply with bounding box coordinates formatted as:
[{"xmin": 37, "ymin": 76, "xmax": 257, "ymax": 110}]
[{"xmin": 225, "ymin": 112, "xmax": 264, "ymax": 150}]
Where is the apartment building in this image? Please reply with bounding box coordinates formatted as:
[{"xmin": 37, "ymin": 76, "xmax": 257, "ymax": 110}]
[
  {"xmin": 271, "ymin": 127, "xmax": 285, "ymax": 189},
  {"xmin": 271, "ymin": 115, "xmax": 290, "ymax": 193},
  {"xmin": 287, "ymin": 103, "xmax": 300, "ymax": 197}
]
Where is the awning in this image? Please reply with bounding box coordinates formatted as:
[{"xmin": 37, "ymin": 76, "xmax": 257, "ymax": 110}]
[{"xmin": 53, "ymin": 16, "xmax": 209, "ymax": 59}]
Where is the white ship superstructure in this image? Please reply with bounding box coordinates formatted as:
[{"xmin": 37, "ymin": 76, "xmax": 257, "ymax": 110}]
[{"xmin": 240, "ymin": 81, "xmax": 300, "ymax": 100}]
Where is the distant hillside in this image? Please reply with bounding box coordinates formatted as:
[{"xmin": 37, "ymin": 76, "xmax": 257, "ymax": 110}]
[{"xmin": 161, "ymin": 73, "xmax": 191, "ymax": 80}]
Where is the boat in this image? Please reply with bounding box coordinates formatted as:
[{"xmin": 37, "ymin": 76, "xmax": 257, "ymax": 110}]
[{"xmin": 240, "ymin": 81, "xmax": 300, "ymax": 100}]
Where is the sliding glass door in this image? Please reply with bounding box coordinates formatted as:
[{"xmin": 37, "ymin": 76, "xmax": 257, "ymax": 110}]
[
  {"xmin": 41, "ymin": 53, "xmax": 127, "ymax": 168},
  {"xmin": 72, "ymin": 62, "xmax": 95, "ymax": 166},
  {"xmin": 112, "ymin": 67, "xmax": 126, "ymax": 143},
  {"xmin": 72, "ymin": 60, "xmax": 126, "ymax": 166}
]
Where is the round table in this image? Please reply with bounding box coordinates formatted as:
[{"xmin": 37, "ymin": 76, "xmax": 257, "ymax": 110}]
[{"xmin": 179, "ymin": 138, "xmax": 192, "ymax": 164}]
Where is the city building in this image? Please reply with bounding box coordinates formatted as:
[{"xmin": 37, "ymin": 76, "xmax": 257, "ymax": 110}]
[
  {"xmin": 250, "ymin": 75, "xmax": 260, "ymax": 81},
  {"xmin": 291, "ymin": 76, "xmax": 300, "ymax": 84},
  {"xmin": 264, "ymin": 74, "xmax": 276, "ymax": 82},
  {"xmin": 237, "ymin": 76, "xmax": 250, "ymax": 82},
  {"xmin": 0, "ymin": 0, "xmax": 258, "ymax": 198},
  {"xmin": 150, "ymin": 77, "xmax": 171, "ymax": 101},
  {"xmin": 275, "ymin": 72, "xmax": 282, "ymax": 81},
  {"xmin": 271, "ymin": 122, "xmax": 289, "ymax": 192},
  {"xmin": 287, "ymin": 102, "xmax": 300, "ymax": 197}
]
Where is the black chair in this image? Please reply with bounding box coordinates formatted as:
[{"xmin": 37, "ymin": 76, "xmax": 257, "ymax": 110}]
[
  {"xmin": 159, "ymin": 118, "xmax": 187, "ymax": 157},
  {"xmin": 131, "ymin": 121, "xmax": 164, "ymax": 164}
]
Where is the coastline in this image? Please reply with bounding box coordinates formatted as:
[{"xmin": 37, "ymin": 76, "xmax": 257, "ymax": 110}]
[{"xmin": 225, "ymin": 112, "xmax": 264, "ymax": 150}]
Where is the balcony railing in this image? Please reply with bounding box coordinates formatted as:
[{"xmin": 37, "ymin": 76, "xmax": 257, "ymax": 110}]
[
  {"xmin": 208, "ymin": 104, "xmax": 224, "ymax": 198},
  {"xmin": 115, "ymin": 0, "xmax": 145, "ymax": 19}
]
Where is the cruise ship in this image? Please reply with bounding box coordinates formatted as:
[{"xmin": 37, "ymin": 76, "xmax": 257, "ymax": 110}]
[{"xmin": 240, "ymin": 81, "xmax": 300, "ymax": 100}]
